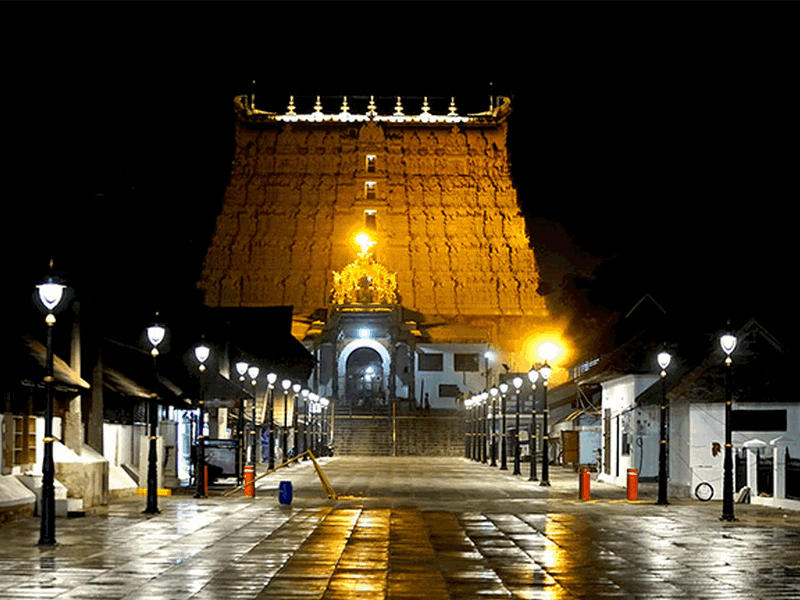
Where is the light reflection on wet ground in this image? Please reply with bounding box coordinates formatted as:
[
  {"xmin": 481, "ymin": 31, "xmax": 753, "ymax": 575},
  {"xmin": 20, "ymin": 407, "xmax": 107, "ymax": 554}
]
[{"xmin": 1, "ymin": 457, "xmax": 799, "ymax": 599}]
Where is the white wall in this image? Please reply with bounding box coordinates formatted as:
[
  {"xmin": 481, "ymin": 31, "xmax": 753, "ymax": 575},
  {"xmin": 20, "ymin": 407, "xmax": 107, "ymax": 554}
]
[
  {"xmin": 598, "ymin": 374, "xmax": 659, "ymax": 487},
  {"xmin": 417, "ymin": 343, "xmax": 488, "ymax": 410},
  {"xmin": 681, "ymin": 401, "xmax": 800, "ymax": 501}
]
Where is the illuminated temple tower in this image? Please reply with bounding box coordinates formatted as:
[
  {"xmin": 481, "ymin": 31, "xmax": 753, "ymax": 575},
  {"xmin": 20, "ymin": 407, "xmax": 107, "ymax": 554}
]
[{"xmin": 198, "ymin": 94, "xmax": 551, "ymax": 410}]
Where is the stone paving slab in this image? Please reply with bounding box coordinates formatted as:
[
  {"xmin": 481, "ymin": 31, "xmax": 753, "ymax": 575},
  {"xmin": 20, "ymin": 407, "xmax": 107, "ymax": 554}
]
[{"xmin": 0, "ymin": 457, "xmax": 799, "ymax": 599}]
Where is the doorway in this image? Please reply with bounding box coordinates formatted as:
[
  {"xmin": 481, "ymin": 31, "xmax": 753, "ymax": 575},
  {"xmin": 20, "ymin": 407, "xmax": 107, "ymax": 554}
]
[{"xmin": 346, "ymin": 347, "xmax": 384, "ymax": 410}]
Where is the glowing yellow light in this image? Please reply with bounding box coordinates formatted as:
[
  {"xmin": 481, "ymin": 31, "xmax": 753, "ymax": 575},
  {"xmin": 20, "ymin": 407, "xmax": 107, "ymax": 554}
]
[
  {"xmin": 522, "ymin": 330, "xmax": 570, "ymax": 369},
  {"xmin": 355, "ymin": 232, "xmax": 376, "ymax": 255},
  {"xmin": 538, "ymin": 341, "xmax": 561, "ymax": 362}
]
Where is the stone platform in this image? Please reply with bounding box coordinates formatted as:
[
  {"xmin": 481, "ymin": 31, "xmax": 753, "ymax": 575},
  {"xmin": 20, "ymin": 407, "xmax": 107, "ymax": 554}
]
[{"xmin": 0, "ymin": 457, "xmax": 799, "ymax": 599}]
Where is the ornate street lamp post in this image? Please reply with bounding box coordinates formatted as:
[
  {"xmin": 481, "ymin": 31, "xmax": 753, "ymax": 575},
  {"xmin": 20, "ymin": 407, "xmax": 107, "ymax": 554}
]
[
  {"xmin": 499, "ymin": 382, "xmax": 509, "ymax": 470},
  {"xmin": 720, "ymin": 329, "xmax": 738, "ymax": 522},
  {"xmin": 482, "ymin": 392, "xmax": 489, "ymax": 464},
  {"xmin": 266, "ymin": 373, "xmax": 277, "ymax": 469},
  {"xmin": 512, "ymin": 377, "xmax": 523, "ymax": 475},
  {"xmin": 248, "ymin": 366, "xmax": 260, "ymax": 465},
  {"xmin": 281, "ymin": 379, "xmax": 291, "ymax": 463},
  {"xmin": 527, "ymin": 368, "xmax": 539, "ymax": 482},
  {"xmin": 301, "ymin": 388, "xmax": 310, "ymax": 459},
  {"xmin": 489, "ymin": 387, "xmax": 499, "ymax": 467},
  {"xmin": 292, "ymin": 383, "xmax": 301, "ymax": 458},
  {"xmin": 34, "ymin": 264, "xmax": 71, "ymax": 547},
  {"xmin": 657, "ymin": 350, "xmax": 672, "ymax": 505},
  {"xmin": 144, "ymin": 318, "xmax": 167, "ymax": 514},
  {"xmin": 194, "ymin": 342, "xmax": 211, "ymax": 498},
  {"xmin": 539, "ymin": 362, "xmax": 552, "ymax": 487}
]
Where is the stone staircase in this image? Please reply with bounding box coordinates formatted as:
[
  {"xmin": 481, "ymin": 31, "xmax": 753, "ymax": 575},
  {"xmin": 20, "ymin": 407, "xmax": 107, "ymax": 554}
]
[{"xmin": 333, "ymin": 414, "xmax": 465, "ymax": 456}]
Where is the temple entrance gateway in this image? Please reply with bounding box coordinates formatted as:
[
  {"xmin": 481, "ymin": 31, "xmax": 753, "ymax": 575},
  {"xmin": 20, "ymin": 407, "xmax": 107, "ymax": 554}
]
[{"xmin": 346, "ymin": 347, "xmax": 384, "ymax": 409}]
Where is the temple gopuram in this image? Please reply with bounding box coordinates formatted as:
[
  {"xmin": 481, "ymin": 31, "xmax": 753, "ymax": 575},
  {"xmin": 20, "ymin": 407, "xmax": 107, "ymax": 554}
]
[{"xmin": 198, "ymin": 94, "xmax": 552, "ymax": 411}]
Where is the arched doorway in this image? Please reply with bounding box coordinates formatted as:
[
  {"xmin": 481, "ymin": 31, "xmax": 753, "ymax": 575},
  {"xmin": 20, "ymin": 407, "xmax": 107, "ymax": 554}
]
[{"xmin": 345, "ymin": 347, "xmax": 384, "ymax": 410}]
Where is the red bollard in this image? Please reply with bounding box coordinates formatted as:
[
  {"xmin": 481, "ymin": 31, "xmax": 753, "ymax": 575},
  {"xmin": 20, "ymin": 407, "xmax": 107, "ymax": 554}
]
[
  {"xmin": 627, "ymin": 468, "xmax": 638, "ymax": 501},
  {"xmin": 579, "ymin": 468, "xmax": 591, "ymax": 500},
  {"xmin": 244, "ymin": 465, "xmax": 255, "ymax": 498}
]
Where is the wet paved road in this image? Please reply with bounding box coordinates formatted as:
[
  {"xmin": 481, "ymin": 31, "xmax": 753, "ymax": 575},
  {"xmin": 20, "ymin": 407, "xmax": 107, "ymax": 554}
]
[{"xmin": 1, "ymin": 457, "xmax": 800, "ymax": 599}]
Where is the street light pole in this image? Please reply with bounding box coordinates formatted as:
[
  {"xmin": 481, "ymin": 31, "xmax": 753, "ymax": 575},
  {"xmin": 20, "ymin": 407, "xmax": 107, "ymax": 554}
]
[
  {"xmin": 720, "ymin": 329, "xmax": 738, "ymax": 522},
  {"xmin": 528, "ymin": 368, "xmax": 539, "ymax": 482},
  {"xmin": 540, "ymin": 362, "xmax": 552, "ymax": 487},
  {"xmin": 512, "ymin": 377, "xmax": 523, "ymax": 475},
  {"xmin": 266, "ymin": 373, "xmax": 277, "ymax": 469},
  {"xmin": 657, "ymin": 350, "xmax": 672, "ymax": 505},
  {"xmin": 281, "ymin": 379, "xmax": 291, "ymax": 463},
  {"xmin": 34, "ymin": 265, "xmax": 69, "ymax": 547},
  {"xmin": 195, "ymin": 342, "xmax": 211, "ymax": 499},
  {"xmin": 144, "ymin": 319, "xmax": 167, "ymax": 514},
  {"xmin": 248, "ymin": 366, "xmax": 260, "ymax": 465},
  {"xmin": 499, "ymin": 382, "xmax": 509, "ymax": 470},
  {"xmin": 490, "ymin": 387, "xmax": 498, "ymax": 467}
]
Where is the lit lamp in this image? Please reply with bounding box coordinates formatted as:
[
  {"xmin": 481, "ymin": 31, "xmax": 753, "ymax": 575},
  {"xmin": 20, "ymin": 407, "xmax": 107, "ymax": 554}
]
[
  {"xmin": 194, "ymin": 342, "xmax": 211, "ymax": 498},
  {"xmin": 720, "ymin": 328, "xmax": 738, "ymax": 522},
  {"xmin": 248, "ymin": 366, "xmax": 260, "ymax": 466},
  {"xmin": 319, "ymin": 397, "xmax": 330, "ymax": 455},
  {"xmin": 281, "ymin": 379, "xmax": 291, "ymax": 463},
  {"xmin": 235, "ymin": 360, "xmax": 249, "ymax": 382},
  {"xmin": 267, "ymin": 373, "xmax": 277, "ymax": 469},
  {"xmin": 489, "ymin": 387, "xmax": 499, "ymax": 467},
  {"xmin": 144, "ymin": 316, "xmax": 167, "ymax": 514},
  {"xmin": 34, "ymin": 264, "xmax": 70, "ymax": 547},
  {"xmin": 527, "ymin": 368, "xmax": 539, "ymax": 481},
  {"xmin": 499, "ymin": 382, "xmax": 509, "ymax": 470},
  {"xmin": 657, "ymin": 350, "xmax": 672, "ymax": 505},
  {"xmin": 539, "ymin": 362, "xmax": 552, "ymax": 487},
  {"xmin": 301, "ymin": 388, "xmax": 310, "ymax": 459},
  {"xmin": 292, "ymin": 383, "xmax": 301, "ymax": 458},
  {"xmin": 512, "ymin": 377, "xmax": 523, "ymax": 475},
  {"xmin": 481, "ymin": 392, "xmax": 489, "ymax": 464}
]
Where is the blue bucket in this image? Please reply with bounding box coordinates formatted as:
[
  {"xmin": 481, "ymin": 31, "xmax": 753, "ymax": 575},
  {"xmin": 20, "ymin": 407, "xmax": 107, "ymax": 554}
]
[{"xmin": 278, "ymin": 481, "xmax": 293, "ymax": 505}]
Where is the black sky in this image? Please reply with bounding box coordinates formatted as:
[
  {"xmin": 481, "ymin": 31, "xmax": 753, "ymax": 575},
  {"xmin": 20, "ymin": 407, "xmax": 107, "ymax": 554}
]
[{"xmin": 3, "ymin": 14, "xmax": 793, "ymax": 354}]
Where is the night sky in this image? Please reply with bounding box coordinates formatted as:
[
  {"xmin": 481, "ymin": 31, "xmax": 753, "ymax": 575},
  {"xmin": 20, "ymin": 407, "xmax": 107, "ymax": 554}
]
[{"xmin": 3, "ymin": 15, "xmax": 793, "ymax": 359}]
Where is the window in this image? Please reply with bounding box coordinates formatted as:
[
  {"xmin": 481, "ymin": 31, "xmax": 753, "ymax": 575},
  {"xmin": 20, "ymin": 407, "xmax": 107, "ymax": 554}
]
[
  {"xmin": 364, "ymin": 210, "xmax": 377, "ymax": 231},
  {"xmin": 365, "ymin": 181, "xmax": 377, "ymax": 201},
  {"xmin": 732, "ymin": 410, "xmax": 787, "ymax": 432},
  {"xmin": 439, "ymin": 384, "xmax": 461, "ymax": 398},
  {"xmin": 366, "ymin": 155, "xmax": 377, "ymax": 173},
  {"xmin": 418, "ymin": 353, "xmax": 443, "ymax": 372},
  {"xmin": 454, "ymin": 353, "xmax": 480, "ymax": 372}
]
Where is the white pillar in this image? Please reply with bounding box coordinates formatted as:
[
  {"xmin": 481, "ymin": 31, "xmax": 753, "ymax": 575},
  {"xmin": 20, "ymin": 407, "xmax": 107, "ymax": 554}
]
[
  {"xmin": 743, "ymin": 439, "xmax": 767, "ymax": 496},
  {"xmin": 771, "ymin": 436, "xmax": 790, "ymax": 500}
]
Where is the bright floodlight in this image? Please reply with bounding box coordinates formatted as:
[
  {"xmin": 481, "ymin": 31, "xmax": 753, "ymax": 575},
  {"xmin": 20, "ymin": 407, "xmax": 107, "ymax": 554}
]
[
  {"xmin": 147, "ymin": 324, "xmax": 166, "ymax": 348},
  {"xmin": 37, "ymin": 282, "xmax": 65, "ymax": 312},
  {"xmin": 720, "ymin": 333, "xmax": 737, "ymax": 356},
  {"xmin": 538, "ymin": 342, "xmax": 560, "ymax": 362},
  {"xmin": 195, "ymin": 344, "xmax": 211, "ymax": 364}
]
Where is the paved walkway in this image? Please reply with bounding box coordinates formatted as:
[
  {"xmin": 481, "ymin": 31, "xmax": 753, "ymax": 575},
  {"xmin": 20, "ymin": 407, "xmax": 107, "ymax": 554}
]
[{"xmin": 1, "ymin": 457, "xmax": 800, "ymax": 599}]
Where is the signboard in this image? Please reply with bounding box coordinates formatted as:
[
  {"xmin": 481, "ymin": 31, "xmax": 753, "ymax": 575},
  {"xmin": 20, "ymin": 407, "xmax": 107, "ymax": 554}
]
[
  {"xmin": 205, "ymin": 398, "xmax": 239, "ymax": 409},
  {"xmin": 204, "ymin": 439, "xmax": 238, "ymax": 481}
]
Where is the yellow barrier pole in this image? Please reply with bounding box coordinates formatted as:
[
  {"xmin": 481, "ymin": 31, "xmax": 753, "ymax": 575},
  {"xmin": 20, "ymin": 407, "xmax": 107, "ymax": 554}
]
[{"xmin": 223, "ymin": 450, "xmax": 338, "ymax": 499}]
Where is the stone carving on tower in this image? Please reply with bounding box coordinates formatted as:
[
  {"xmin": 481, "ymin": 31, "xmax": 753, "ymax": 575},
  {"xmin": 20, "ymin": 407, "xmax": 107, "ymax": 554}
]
[{"xmin": 198, "ymin": 93, "xmax": 550, "ymax": 361}]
